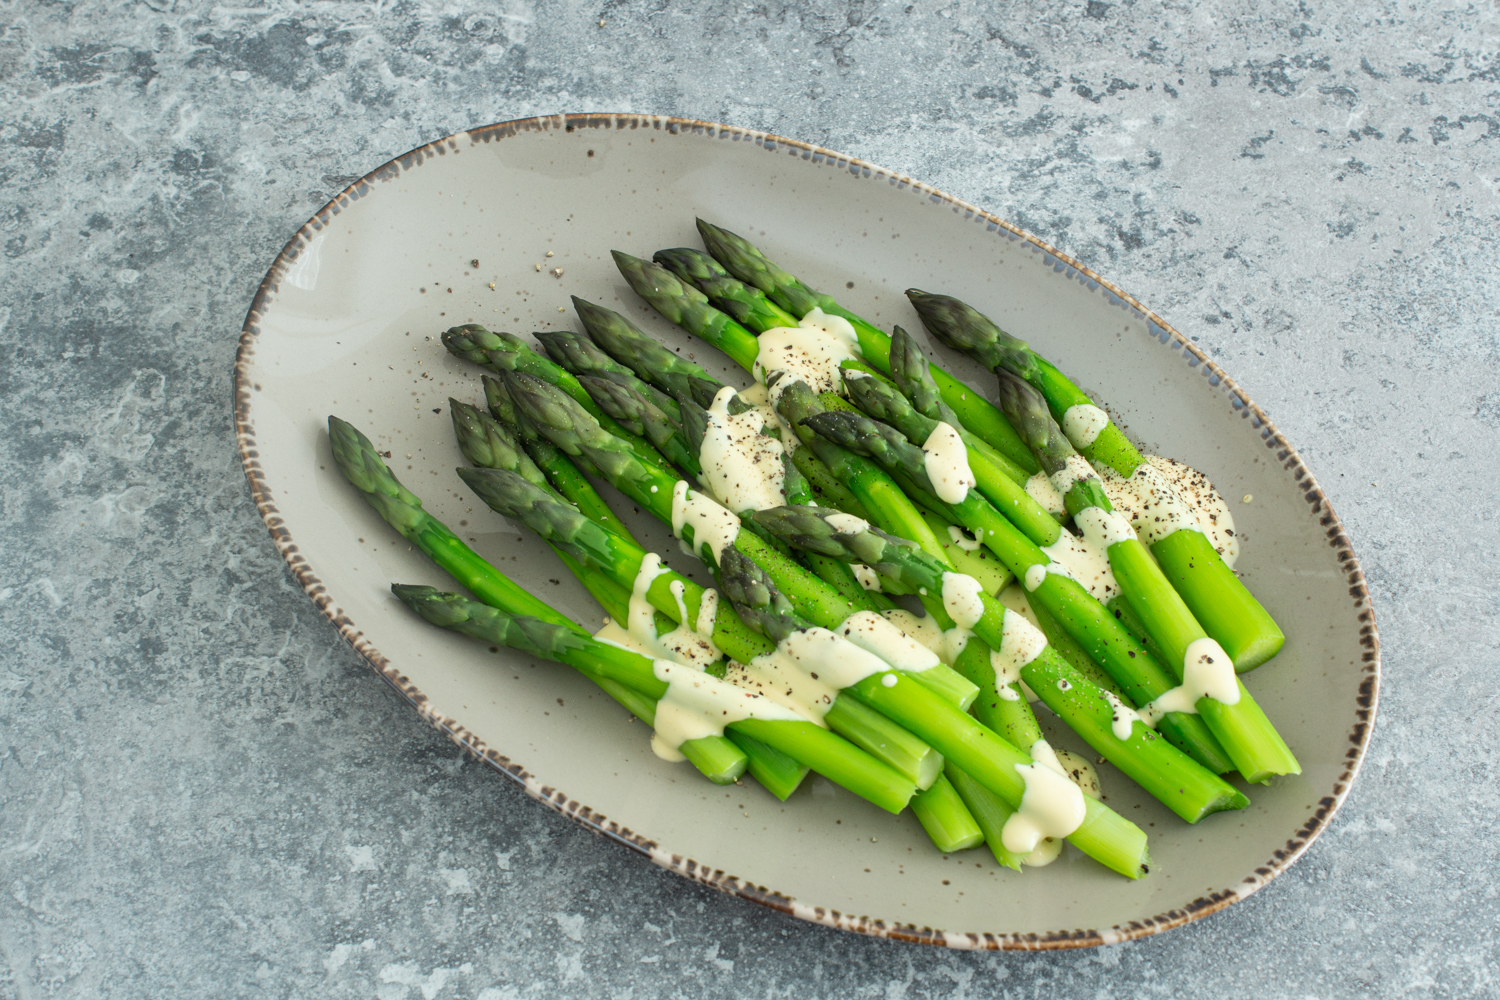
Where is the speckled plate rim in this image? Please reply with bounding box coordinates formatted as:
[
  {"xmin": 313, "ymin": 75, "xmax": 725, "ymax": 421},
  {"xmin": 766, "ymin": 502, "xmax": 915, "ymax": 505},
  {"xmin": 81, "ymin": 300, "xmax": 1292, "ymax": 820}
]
[{"xmin": 232, "ymin": 112, "xmax": 1380, "ymax": 950}]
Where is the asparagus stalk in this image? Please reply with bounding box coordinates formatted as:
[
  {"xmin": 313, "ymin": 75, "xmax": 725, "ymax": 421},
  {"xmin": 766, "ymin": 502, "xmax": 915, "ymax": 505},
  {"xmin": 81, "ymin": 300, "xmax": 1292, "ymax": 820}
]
[
  {"xmin": 393, "ymin": 585, "xmax": 746, "ymax": 782},
  {"xmin": 910, "ymin": 774, "xmax": 985, "ymax": 854},
  {"xmin": 906, "ymin": 290, "xmax": 1285, "ymax": 671},
  {"xmin": 693, "ymin": 219, "xmax": 1038, "ymax": 473},
  {"xmin": 476, "ymin": 388, "xmax": 812, "ymax": 795},
  {"xmin": 788, "ymin": 411, "xmax": 1236, "ymax": 774},
  {"xmin": 484, "ymin": 377, "xmax": 637, "ymax": 542},
  {"xmin": 751, "ymin": 505, "xmax": 1249, "ymax": 821},
  {"xmin": 607, "ymin": 253, "xmax": 762, "ymax": 371},
  {"xmin": 328, "ymin": 415, "xmax": 575, "ymax": 629},
  {"xmin": 944, "ymin": 762, "xmax": 1026, "ymax": 870},
  {"xmin": 993, "ymin": 372, "xmax": 1299, "ymax": 782},
  {"xmin": 842, "ymin": 350, "xmax": 1061, "ymax": 546},
  {"xmin": 394, "ymin": 585, "xmax": 915, "ymax": 811},
  {"xmin": 718, "ymin": 546, "xmax": 1150, "ymax": 878},
  {"xmin": 441, "ymin": 324, "xmax": 672, "ymax": 471},
  {"xmin": 653, "ymin": 246, "xmax": 800, "ymax": 332},
  {"xmin": 609, "ymin": 251, "xmax": 883, "ymax": 524},
  {"xmin": 450, "ymin": 399, "xmax": 649, "ymax": 630},
  {"xmin": 460, "ymin": 464, "xmax": 944, "ymax": 790},
  {"xmin": 574, "ymin": 374, "xmax": 702, "ymax": 477},
  {"xmin": 571, "ymin": 296, "xmax": 726, "ymax": 408}
]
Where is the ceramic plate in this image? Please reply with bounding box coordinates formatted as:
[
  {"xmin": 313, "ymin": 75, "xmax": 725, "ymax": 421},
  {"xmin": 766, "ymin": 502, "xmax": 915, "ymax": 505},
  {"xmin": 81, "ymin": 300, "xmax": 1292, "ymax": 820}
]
[{"xmin": 234, "ymin": 114, "xmax": 1379, "ymax": 949}]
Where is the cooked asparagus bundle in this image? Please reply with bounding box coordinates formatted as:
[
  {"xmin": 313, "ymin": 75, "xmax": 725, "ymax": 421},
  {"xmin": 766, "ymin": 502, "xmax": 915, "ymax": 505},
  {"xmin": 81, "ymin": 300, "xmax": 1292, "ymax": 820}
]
[{"xmin": 906, "ymin": 290, "xmax": 1285, "ymax": 671}]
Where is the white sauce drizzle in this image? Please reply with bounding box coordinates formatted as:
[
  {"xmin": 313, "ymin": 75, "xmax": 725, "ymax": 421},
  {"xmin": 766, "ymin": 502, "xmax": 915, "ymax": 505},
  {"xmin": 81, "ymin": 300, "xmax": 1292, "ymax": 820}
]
[
  {"xmin": 1000, "ymin": 738, "xmax": 1087, "ymax": 855},
  {"xmin": 754, "ymin": 308, "xmax": 862, "ymax": 407},
  {"xmin": 921, "ymin": 422, "xmax": 975, "ymax": 503},
  {"xmin": 989, "ymin": 608, "xmax": 1048, "ymax": 701},
  {"xmin": 650, "ymin": 659, "xmax": 805, "ymax": 761},
  {"xmin": 593, "ymin": 553, "xmax": 721, "ymax": 670},
  {"xmin": 1099, "ymin": 456, "xmax": 1240, "ymax": 566},
  {"xmin": 729, "ymin": 626, "xmax": 898, "ymax": 723},
  {"xmin": 939, "ymin": 626, "xmax": 972, "ymax": 667},
  {"xmin": 1073, "ymin": 506, "xmax": 1137, "ymax": 548},
  {"xmin": 823, "ymin": 512, "xmax": 872, "ymax": 534},
  {"xmin": 1101, "ymin": 689, "xmax": 1143, "ymax": 741},
  {"xmin": 1025, "ymin": 471, "xmax": 1066, "ymax": 518},
  {"xmin": 1020, "ymin": 746, "xmax": 1102, "ymax": 867},
  {"xmin": 1023, "ymin": 561, "xmax": 1070, "ymax": 592},
  {"xmin": 947, "ymin": 524, "xmax": 982, "ymax": 551},
  {"xmin": 941, "ymin": 572, "xmax": 986, "ymax": 629},
  {"xmin": 1047, "ymin": 454, "xmax": 1098, "ymax": 498},
  {"xmin": 851, "ymin": 564, "xmax": 882, "ymax": 591},
  {"xmin": 699, "ymin": 386, "xmax": 787, "ymax": 514},
  {"xmin": 1138, "ymin": 637, "xmax": 1242, "ymax": 727},
  {"xmin": 1040, "ymin": 526, "xmax": 1118, "ymax": 603},
  {"xmin": 670, "ymin": 481, "xmax": 741, "ymax": 563},
  {"xmin": 1061, "ymin": 403, "xmax": 1110, "ymax": 449},
  {"xmin": 735, "ymin": 381, "xmax": 799, "ymax": 454},
  {"xmin": 881, "ymin": 609, "xmax": 945, "ymax": 654},
  {"xmin": 1053, "ymin": 748, "xmax": 1102, "ymax": 801},
  {"xmin": 996, "ymin": 585, "xmax": 1045, "ymax": 703},
  {"xmin": 836, "ymin": 611, "xmax": 939, "ymax": 672}
]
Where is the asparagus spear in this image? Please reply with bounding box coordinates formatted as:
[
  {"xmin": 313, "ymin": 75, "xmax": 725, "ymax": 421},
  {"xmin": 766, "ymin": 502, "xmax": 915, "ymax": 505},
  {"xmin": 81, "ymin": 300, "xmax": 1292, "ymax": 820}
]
[
  {"xmin": 607, "ymin": 253, "xmax": 762, "ymax": 371},
  {"xmin": 571, "ymin": 296, "xmax": 725, "ymax": 408},
  {"xmin": 795, "ymin": 409, "xmax": 1235, "ymax": 774},
  {"xmin": 574, "ymin": 375, "xmax": 702, "ymax": 477},
  {"xmin": 328, "ymin": 415, "xmax": 574, "ymax": 629},
  {"xmin": 441, "ymin": 324, "xmax": 673, "ymax": 471},
  {"xmin": 906, "ymin": 290, "xmax": 1285, "ymax": 671},
  {"xmin": 393, "ymin": 584, "xmax": 745, "ymax": 782},
  {"xmin": 992, "ymin": 371, "xmax": 1299, "ymax": 781},
  {"xmin": 394, "ymin": 584, "xmax": 916, "ymax": 812},
  {"xmin": 609, "ymin": 251, "xmax": 881, "ymax": 523},
  {"xmin": 653, "ymin": 246, "xmax": 800, "ymax": 332},
  {"xmin": 750, "ymin": 506, "xmax": 1249, "ymax": 822},
  {"xmin": 476, "ymin": 387, "xmax": 811, "ymax": 796},
  {"xmin": 717, "ymin": 545, "xmax": 1150, "ymax": 878},
  {"xmin": 842, "ymin": 349, "xmax": 1061, "ymax": 546},
  {"xmin": 450, "ymin": 399, "xmax": 648, "ymax": 630},
  {"xmin": 693, "ymin": 219, "xmax": 1037, "ymax": 473},
  {"xmin": 459, "ymin": 464, "xmax": 945, "ymax": 790}
]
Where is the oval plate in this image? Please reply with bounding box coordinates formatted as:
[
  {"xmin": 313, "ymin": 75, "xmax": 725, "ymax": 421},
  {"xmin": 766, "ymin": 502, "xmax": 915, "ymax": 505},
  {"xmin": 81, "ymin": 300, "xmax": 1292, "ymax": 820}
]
[{"xmin": 234, "ymin": 114, "xmax": 1379, "ymax": 949}]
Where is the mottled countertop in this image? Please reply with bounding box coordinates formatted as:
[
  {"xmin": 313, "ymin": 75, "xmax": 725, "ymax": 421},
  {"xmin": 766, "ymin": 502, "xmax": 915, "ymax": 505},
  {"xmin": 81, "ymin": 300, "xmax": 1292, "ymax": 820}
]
[{"xmin": 3, "ymin": 1, "xmax": 1497, "ymax": 997}]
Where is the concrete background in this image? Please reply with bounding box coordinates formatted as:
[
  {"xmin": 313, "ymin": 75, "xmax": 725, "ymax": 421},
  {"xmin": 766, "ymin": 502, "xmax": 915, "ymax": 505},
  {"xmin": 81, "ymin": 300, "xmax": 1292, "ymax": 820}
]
[{"xmin": 2, "ymin": 0, "xmax": 1497, "ymax": 996}]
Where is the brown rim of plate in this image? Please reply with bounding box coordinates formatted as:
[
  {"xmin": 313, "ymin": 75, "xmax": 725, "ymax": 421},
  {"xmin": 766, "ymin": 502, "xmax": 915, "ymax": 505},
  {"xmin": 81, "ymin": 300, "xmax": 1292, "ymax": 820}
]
[{"xmin": 232, "ymin": 112, "xmax": 1381, "ymax": 951}]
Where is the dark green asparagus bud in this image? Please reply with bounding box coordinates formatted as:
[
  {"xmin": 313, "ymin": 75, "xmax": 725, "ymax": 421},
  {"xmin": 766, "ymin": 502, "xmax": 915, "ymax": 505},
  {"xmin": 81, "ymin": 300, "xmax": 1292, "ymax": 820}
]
[
  {"xmin": 450, "ymin": 399, "xmax": 560, "ymax": 497},
  {"xmin": 482, "ymin": 375, "xmax": 602, "ymax": 479},
  {"xmin": 328, "ymin": 416, "xmax": 427, "ymax": 537},
  {"xmin": 716, "ymin": 546, "xmax": 808, "ymax": 645},
  {"xmin": 394, "ymin": 584, "xmax": 591, "ymax": 661},
  {"xmin": 576, "ymin": 375, "xmax": 701, "ymax": 477},
  {"xmin": 751, "ymin": 505, "xmax": 945, "ymax": 593},
  {"xmin": 536, "ymin": 331, "xmax": 682, "ymax": 419},
  {"xmin": 654, "ymin": 247, "xmax": 800, "ymax": 331},
  {"xmin": 904, "ymin": 290, "xmax": 1039, "ymax": 380},
  {"xmin": 572, "ymin": 292, "xmax": 713, "ymax": 380},
  {"xmin": 502, "ymin": 371, "xmax": 662, "ymax": 489},
  {"xmin": 576, "ymin": 375, "xmax": 647, "ymax": 436},
  {"xmin": 534, "ymin": 328, "xmax": 633, "ymax": 379},
  {"xmin": 677, "ymin": 393, "xmax": 711, "ymax": 456},
  {"xmin": 842, "ymin": 369, "xmax": 940, "ymax": 446},
  {"xmin": 994, "ymin": 370, "xmax": 1112, "ymax": 514},
  {"xmin": 441, "ymin": 324, "xmax": 533, "ymax": 372},
  {"xmin": 802, "ymin": 410, "xmax": 930, "ymax": 489},
  {"xmin": 695, "ymin": 220, "xmax": 826, "ymax": 318},
  {"xmin": 888, "ymin": 325, "xmax": 961, "ymax": 426},
  {"xmin": 456, "ymin": 466, "xmax": 618, "ymax": 569},
  {"xmin": 993, "ymin": 369, "xmax": 1074, "ymax": 474}
]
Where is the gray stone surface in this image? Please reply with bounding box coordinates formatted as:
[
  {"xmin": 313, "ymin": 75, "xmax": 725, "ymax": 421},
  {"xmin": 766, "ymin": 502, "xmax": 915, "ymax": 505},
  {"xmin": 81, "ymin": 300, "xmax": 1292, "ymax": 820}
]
[{"xmin": 2, "ymin": 0, "xmax": 1497, "ymax": 995}]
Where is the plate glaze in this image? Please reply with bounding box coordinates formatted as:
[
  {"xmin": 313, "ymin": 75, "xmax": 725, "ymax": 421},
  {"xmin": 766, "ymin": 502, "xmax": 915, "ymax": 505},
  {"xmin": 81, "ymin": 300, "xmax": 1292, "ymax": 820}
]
[{"xmin": 233, "ymin": 114, "xmax": 1379, "ymax": 949}]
